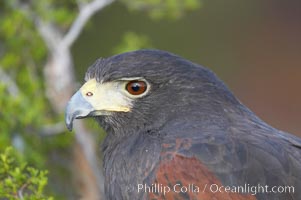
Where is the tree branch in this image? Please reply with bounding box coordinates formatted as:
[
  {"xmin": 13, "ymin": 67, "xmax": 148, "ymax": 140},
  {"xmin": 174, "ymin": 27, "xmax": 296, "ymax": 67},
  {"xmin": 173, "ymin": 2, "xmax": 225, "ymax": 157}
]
[
  {"xmin": 35, "ymin": 20, "xmax": 63, "ymax": 53},
  {"xmin": 13, "ymin": 1, "xmax": 114, "ymax": 199},
  {"xmin": 35, "ymin": 0, "xmax": 115, "ymax": 53},
  {"xmin": 40, "ymin": 122, "xmax": 66, "ymax": 136},
  {"xmin": 62, "ymin": 0, "xmax": 115, "ymax": 48}
]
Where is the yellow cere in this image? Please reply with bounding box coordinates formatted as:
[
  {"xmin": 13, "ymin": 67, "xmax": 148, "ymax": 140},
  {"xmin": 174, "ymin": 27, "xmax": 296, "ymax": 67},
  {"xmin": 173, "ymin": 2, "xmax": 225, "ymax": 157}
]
[{"xmin": 79, "ymin": 78, "xmax": 132, "ymax": 113}]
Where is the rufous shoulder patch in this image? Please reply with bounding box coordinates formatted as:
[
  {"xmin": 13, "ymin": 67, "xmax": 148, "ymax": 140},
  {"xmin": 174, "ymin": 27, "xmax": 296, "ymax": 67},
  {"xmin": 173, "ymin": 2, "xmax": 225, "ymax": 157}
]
[{"xmin": 148, "ymin": 154, "xmax": 256, "ymax": 200}]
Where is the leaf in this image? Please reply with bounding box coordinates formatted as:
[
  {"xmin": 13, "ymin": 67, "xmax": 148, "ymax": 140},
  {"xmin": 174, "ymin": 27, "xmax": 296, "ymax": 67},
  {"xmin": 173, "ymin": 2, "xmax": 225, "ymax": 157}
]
[{"xmin": 113, "ymin": 32, "xmax": 152, "ymax": 54}]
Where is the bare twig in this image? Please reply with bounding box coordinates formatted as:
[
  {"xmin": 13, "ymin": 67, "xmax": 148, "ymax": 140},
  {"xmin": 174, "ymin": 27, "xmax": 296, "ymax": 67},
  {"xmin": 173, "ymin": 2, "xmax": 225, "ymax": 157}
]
[
  {"xmin": 0, "ymin": 67, "xmax": 20, "ymax": 97},
  {"xmin": 62, "ymin": 0, "xmax": 115, "ymax": 48},
  {"xmin": 36, "ymin": 0, "xmax": 115, "ymax": 52},
  {"xmin": 17, "ymin": 181, "xmax": 30, "ymax": 200},
  {"xmin": 17, "ymin": 189, "xmax": 24, "ymax": 200}
]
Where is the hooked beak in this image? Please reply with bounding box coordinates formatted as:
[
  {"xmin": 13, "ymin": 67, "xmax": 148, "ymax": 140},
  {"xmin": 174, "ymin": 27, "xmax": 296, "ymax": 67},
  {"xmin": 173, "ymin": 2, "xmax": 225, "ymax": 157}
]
[
  {"xmin": 65, "ymin": 91, "xmax": 94, "ymax": 131},
  {"xmin": 65, "ymin": 78, "xmax": 133, "ymax": 131}
]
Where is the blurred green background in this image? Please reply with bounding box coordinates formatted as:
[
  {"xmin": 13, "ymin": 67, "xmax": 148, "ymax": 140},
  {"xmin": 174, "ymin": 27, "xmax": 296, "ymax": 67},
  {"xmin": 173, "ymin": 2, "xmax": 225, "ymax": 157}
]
[{"xmin": 0, "ymin": 0, "xmax": 300, "ymax": 199}]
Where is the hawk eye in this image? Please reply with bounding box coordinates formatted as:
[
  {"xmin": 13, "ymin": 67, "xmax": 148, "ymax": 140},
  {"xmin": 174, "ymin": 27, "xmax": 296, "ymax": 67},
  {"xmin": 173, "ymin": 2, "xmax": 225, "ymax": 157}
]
[{"xmin": 126, "ymin": 80, "xmax": 147, "ymax": 95}]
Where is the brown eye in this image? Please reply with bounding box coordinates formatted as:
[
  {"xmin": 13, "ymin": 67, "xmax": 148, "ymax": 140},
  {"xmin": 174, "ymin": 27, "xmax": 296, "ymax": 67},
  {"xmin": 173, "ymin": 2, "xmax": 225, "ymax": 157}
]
[
  {"xmin": 86, "ymin": 92, "xmax": 93, "ymax": 96},
  {"xmin": 126, "ymin": 80, "xmax": 147, "ymax": 95}
]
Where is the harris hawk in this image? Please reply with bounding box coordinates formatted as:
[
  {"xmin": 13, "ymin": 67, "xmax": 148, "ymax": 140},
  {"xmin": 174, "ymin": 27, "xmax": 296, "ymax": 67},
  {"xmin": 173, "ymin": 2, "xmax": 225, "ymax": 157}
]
[{"xmin": 65, "ymin": 50, "xmax": 301, "ymax": 200}]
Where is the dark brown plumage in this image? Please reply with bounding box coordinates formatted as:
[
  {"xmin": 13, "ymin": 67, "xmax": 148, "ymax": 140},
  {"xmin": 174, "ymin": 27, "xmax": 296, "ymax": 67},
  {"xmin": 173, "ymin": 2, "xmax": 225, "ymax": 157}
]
[{"xmin": 66, "ymin": 49, "xmax": 301, "ymax": 200}]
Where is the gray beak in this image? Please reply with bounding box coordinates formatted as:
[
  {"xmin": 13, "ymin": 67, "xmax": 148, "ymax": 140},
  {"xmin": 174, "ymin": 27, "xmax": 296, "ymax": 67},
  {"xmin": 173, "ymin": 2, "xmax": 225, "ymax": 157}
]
[{"xmin": 65, "ymin": 91, "xmax": 94, "ymax": 131}]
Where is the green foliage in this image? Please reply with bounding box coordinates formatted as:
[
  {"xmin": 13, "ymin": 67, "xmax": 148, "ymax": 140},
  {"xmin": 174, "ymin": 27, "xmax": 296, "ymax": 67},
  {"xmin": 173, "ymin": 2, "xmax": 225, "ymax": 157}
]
[
  {"xmin": 0, "ymin": 3, "xmax": 47, "ymax": 164},
  {"xmin": 0, "ymin": 1, "xmax": 74, "ymax": 197},
  {"xmin": 0, "ymin": 147, "xmax": 53, "ymax": 199},
  {"xmin": 0, "ymin": 0, "xmax": 76, "ymax": 157},
  {"xmin": 122, "ymin": 0, "xmax": 202, "ymax": 19},
  {"xmin": 113, "ymin": 32, "xmax": 152, "ymax": 54}
]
